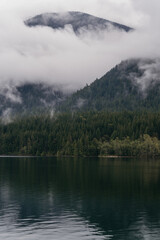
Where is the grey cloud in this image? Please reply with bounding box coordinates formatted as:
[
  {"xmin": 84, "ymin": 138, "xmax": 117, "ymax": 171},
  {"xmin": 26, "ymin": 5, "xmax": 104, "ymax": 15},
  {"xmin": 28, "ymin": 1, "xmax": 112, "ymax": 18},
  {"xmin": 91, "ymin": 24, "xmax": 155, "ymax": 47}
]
[
  {"xmin": 0, "ymin": 0, "xmax": 160, "ymax": 94},
  {"xmin": 135, "ymin": 59, "xmax": 160, "ymax": 92},
  {"xmin": 1, "ymin": 108, "xmax": 13, "ymax": 124}
]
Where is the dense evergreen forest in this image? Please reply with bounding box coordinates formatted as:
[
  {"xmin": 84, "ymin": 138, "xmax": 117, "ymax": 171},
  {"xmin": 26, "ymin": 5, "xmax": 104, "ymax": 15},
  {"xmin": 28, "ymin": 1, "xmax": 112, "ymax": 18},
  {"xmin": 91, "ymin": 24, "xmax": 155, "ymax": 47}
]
[
  {"xmin": 1, "ymin": 111, "xmax": 160, "ymax": 157},
  {"xmin": 58, "ymin": 59, "xmax": 160, "ymax": 112}
]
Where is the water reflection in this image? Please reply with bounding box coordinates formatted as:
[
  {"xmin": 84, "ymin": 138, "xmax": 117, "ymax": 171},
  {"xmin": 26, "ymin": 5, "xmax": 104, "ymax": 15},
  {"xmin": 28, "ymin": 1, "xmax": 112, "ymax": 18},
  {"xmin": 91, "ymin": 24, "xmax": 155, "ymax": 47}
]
[{"xmin": 0, "ymin": 157, "xmax": 160, "ymax": 239}]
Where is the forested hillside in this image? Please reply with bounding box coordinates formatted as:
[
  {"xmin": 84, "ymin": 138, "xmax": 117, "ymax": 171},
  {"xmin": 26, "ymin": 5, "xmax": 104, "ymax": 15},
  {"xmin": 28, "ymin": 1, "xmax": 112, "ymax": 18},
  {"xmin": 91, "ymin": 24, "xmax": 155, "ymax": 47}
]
[
  {"xmin": 1, "ymin": 111, "xmax": 160, "ymax": 157},
  {"xmin": 0, "ymin": 83, "xmax": 65, "ymax": 117},
  {"xmin": 59, "ymin": 59, "xmax": 160, "ymax": 112},
  {"xmin": 1, "ymin": 58, "xmax": 160, "ymax": 117}
]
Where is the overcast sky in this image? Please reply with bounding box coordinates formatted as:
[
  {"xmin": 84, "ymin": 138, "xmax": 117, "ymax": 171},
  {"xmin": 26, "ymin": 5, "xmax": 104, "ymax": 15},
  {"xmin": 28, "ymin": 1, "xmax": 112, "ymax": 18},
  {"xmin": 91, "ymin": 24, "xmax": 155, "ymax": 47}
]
[{"xmin": 0, "ymin": 0, "xmax": 160, "ymax": 92}]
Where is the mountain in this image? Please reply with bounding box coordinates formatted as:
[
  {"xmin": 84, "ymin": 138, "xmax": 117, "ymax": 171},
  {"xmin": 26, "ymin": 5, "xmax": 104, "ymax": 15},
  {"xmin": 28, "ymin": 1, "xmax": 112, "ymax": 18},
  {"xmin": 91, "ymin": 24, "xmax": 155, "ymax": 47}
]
[
  {"xmin": 1, "ymin": 58, "xmax": 160, "ymax": 119},
  {"xmin": 25, "ymin": 11, "xmax": 133, "ymax": 34},
  {"xmin": 0, "ymin": 83, "xmax": 66, "ymax": 118},
  {"xmin": 58, "ymin": 58, "xmax": 160, "ymax": 112}
]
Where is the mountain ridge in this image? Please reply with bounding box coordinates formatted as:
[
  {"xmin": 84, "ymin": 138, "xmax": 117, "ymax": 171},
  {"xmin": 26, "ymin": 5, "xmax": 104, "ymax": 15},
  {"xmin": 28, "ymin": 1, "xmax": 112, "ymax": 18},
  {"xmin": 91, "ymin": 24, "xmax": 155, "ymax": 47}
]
[
  {"xmin": 25, "ymin": 11, "xmax": 133, "ymax": 34},
  {"xmin": 1, "ymin": 58, "xmax": 160, "ymax": 118},
  {"xmin": 58, "ymin": 58, "xmax": 160, "ymax": 112}
]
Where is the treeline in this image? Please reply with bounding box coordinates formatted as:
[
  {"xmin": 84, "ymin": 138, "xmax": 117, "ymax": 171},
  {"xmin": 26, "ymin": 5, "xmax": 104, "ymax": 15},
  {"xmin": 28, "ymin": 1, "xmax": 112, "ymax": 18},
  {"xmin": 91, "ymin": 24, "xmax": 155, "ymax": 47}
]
[
  {"xmin": 1, "ymin": 111, "xmax": 160, "ymax": 157},
  {"xmin": 100, "ymin": 135, "xmax": 160, "ymax": 157}
]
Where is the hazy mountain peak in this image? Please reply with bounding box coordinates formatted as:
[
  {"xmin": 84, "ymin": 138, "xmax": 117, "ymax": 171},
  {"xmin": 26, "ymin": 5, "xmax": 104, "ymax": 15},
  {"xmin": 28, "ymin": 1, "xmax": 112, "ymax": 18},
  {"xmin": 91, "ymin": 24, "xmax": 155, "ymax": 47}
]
[{"xmin": 25, "ymin": 11, "xmax": 133, "ymax": 34}]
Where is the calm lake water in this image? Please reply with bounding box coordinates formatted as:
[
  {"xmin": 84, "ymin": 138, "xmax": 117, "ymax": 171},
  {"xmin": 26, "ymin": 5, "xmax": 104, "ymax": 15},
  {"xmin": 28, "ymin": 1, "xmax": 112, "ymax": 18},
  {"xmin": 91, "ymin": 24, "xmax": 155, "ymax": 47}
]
[{"xmin": 0, "ymin": 157, "xmax": 160, "ymax": 240}]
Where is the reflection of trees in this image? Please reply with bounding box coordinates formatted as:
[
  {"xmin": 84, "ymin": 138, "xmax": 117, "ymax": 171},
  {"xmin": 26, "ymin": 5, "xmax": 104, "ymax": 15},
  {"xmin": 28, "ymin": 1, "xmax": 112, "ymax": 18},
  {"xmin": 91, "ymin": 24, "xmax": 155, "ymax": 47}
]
[{"xmin": 0, "ymin": 157, "xmax": 160, "ymax": 236}]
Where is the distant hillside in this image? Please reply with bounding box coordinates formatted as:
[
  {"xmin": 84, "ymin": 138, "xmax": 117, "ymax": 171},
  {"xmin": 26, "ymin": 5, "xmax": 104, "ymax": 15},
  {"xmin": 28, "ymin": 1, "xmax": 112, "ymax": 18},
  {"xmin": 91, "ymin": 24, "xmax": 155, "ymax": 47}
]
[
  {"xmin": 58, "ymin": 58, "xmax": 160, "ymax": 112},
  {"xmin": 1, "ymin": 58, "xmax": 160, "ymax": 119},
  {"xmin": 25, "ymin": 11, "xmax": 133, "ymax": 34},
  {"xmin": 0, "ymin": 83, "xmax": 66, "ymax": 118}
]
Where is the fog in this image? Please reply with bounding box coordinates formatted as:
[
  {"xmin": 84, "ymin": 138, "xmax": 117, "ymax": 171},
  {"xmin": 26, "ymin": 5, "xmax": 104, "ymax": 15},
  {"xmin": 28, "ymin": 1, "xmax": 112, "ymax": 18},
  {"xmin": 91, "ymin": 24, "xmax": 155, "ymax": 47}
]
[{"xmin": 0, "ymin": 0, "xmax": 160, "ymax": 92}]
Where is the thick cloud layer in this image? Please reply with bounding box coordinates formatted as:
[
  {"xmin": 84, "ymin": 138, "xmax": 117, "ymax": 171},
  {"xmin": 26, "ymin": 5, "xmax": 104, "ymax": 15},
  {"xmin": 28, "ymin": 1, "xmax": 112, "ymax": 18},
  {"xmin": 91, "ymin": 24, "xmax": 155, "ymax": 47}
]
[{"xmin": 0, "ymin": 0, "xmax": 160, "ymax": 92}]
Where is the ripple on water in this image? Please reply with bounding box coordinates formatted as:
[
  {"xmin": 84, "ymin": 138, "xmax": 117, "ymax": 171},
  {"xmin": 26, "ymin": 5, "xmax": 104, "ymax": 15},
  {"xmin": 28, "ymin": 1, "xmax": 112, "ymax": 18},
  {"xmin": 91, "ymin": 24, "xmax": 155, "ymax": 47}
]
[{"xmin": 0, "ymin": 212, "xmax": 113, "ymax": 240}]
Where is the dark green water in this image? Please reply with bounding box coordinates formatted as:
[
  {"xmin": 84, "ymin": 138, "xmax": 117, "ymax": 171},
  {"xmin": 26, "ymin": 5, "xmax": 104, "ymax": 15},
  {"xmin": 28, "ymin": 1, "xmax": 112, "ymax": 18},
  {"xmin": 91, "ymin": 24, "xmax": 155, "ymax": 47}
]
[{"xmin": 0, "ymin": 157, "xmax": 160, "ymax": 239}]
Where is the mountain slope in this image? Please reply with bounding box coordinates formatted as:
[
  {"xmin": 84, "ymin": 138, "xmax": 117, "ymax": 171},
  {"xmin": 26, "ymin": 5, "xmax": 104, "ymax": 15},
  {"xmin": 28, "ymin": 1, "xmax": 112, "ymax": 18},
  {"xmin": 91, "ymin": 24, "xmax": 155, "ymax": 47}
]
[
  {"xmin": 58, "ymin": 58, "xmax": 160, "ymax": 112},
  {"xmin": 25, "ymin": 11, "xmax": 133, "ymax": 34},
  {"xmin": 0, "ymin": 83, "xmax": 66, "ymax": 118},
  {"xmin": 1, "ymin": 58, "xmax": 160, "ymax": 119}
]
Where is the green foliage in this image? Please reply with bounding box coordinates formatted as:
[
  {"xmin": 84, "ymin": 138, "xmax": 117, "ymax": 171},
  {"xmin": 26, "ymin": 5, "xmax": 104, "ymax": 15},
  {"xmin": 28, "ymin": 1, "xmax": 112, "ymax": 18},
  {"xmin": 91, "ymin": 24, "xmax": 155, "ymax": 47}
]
[
  {"xmin": 1, "ymin": 111, "xmax": 160, "ymax": 157},
  {"xmin": 99, "ymin": 135, "xmax": 160, "ymax": 157}
]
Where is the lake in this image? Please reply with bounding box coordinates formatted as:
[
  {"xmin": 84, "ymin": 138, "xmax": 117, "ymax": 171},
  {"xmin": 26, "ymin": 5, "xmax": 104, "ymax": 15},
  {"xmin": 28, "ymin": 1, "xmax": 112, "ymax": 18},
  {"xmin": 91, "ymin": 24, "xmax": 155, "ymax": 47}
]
[{"xmin": 0, "ymin": 157, "xmax": 160, "ymax": 239}]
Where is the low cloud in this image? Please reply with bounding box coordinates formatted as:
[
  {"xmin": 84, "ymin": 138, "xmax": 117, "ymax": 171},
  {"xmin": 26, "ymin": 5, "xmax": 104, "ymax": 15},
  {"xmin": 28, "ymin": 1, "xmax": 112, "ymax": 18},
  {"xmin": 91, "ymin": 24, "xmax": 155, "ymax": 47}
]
[
  {"xmin": 0, "ymin": 0, "xmax": 160, "ymax": 94},
  {"xmin": 135, "ymin": 59, "xmax": 160, "ymax": 92}
]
